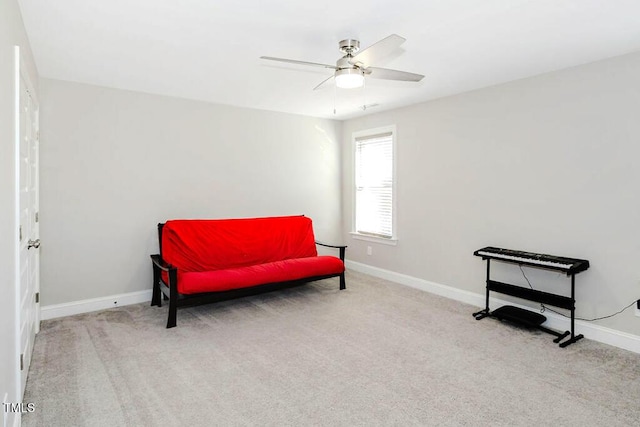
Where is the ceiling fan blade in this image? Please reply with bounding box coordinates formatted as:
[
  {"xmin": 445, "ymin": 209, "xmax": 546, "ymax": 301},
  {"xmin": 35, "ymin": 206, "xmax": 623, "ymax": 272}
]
[
  {"xmin": 367, "ymin": 67, "xmax": 424, "ymax": 82},
  {"xmin": 313, "ymin": 75, "xmax": 334, "ymax": 91},
  {"xmin": 260, "ymin": 56, "xmax": 337, "ymax": 70},
  {"xmin": 349, "ymin": 34, "xmax": 405, "ymax": 68}
]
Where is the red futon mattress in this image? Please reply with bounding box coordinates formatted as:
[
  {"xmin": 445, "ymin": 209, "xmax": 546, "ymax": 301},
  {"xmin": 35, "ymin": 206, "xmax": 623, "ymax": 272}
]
[{"xmin": 160, "ymin": 215, "xmax": 345, "ymax": 294}]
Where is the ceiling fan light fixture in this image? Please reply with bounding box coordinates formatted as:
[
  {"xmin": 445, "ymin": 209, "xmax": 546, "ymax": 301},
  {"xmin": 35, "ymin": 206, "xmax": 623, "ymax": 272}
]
[{"xmin": 335, "ymin": 68, "xmax": 364, "ymax": 89}]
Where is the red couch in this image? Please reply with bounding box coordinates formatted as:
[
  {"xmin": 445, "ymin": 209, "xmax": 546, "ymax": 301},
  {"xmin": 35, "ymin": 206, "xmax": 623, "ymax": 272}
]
[{"xmin": 150, "ymin": 215, "xmax": 346, "ymax": 328}]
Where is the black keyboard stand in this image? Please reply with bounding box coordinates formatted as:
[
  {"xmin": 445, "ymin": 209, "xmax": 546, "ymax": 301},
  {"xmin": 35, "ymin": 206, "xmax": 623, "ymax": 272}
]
[{"xmin": 472, "ymin": 251, "xmax": 588, "ymax": 348}]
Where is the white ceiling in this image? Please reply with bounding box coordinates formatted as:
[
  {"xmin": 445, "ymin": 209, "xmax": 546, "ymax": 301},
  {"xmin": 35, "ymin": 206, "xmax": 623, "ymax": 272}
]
[{"xmin": 18, "ymin": 0, "xmax": 640, "ymax": 120}]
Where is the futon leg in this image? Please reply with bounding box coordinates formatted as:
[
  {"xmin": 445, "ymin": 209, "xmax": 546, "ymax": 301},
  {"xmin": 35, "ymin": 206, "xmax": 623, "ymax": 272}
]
[
  {"xmin": 151, "ymin": 266, "xmax": 161, "ymax": 307},
  {"xmin": 167, "ymin": 300, "xmax": 177, "ymax": 329},
  {"xmin": 151, "ymin": 286, "xmax": 161, "ymax": 307},
  {"xmin": 339, "ymin": 273, "xmax": 346, "ymax": 290},
  {"xmin": 167, "ymin": 269, "xmax": 178, "ymax": 328}
]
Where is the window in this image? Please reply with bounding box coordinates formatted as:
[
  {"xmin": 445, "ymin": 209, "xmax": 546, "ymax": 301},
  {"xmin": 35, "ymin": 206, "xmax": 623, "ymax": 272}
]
[{"xmin": 353, "ymin": 126, "xmax": 396, "ymax": 241}]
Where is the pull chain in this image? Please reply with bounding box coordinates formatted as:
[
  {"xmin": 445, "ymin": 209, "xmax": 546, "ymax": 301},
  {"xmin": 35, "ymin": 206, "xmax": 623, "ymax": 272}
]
[{"xmin": 361, "ymin": 77, "xmax": 366, "ymax": 110}]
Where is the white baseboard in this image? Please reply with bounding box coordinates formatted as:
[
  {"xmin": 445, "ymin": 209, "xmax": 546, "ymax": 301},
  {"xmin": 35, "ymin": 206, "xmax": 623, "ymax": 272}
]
[
  {"xmin": 346, "ymin": 260, "xmax": 640, "ymax": 354},
  {"xmin": 41, "ymin": 290, "xmax": 152, "ymax": 321}
]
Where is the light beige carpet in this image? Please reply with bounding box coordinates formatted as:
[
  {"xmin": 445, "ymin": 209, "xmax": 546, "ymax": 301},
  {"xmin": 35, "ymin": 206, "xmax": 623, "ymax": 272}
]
[{"xmin": 23, "ymin": 271, "xmax": 640, "ymax": 426}]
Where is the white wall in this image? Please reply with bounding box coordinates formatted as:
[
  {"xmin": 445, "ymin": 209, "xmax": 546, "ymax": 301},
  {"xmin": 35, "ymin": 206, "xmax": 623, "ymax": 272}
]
[
  {"xmin": 342, "ymin": 51, "xmax": 640, "ymax": 336},
  {"xmin": 0, "ymin": 0, "xmax": 39, "ymax": 423},
  {"xmin": 39, "ymin": 79, "xmax": 342, "ymax": 306}
]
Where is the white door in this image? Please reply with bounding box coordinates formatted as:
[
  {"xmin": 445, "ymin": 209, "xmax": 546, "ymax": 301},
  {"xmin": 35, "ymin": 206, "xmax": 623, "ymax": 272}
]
[{"xmin": 16, "ymin": 46, "xmax": 40, "ymax": 398}]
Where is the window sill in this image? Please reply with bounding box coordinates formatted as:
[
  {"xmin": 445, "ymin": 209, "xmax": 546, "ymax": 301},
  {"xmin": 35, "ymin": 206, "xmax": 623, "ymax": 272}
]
[{"xmin": 349, "ymin": 232, "xmax": 398, "ymax": 246}]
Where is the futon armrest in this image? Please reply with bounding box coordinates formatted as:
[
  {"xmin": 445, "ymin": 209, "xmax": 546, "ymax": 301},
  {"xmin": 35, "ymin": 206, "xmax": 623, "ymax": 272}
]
[
  {"xmin": 315, "ymin": 241, "xmax": 346, "ymax": 249},
  {"xmin": 150, "ymin": 254, "xmax": 174, "ymax": 272},
  {"xmin": 315, "ymin": 242, "xmax": 347, "ymax": 261}
]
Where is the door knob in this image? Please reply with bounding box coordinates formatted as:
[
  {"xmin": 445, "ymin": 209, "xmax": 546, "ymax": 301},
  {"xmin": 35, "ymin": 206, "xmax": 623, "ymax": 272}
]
[{"xmin": 27, "ymin": 239, "xmax": 40, "ymax": 250}]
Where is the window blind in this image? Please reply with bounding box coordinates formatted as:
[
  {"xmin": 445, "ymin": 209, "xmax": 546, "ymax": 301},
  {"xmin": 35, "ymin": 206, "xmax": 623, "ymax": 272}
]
[{"xmin": 355, "ymin": 131, "xmax": 393, "ymax": 238}]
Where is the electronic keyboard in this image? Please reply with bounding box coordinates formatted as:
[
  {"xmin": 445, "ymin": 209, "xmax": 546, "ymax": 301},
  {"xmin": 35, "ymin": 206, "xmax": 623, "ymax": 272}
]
[{"xmin": 473, "ymin": 246, "xmax": 589, "ymax": 275}]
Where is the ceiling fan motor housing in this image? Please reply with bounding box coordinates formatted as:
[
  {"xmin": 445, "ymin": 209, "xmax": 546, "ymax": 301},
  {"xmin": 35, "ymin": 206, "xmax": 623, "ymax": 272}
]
[{"xmin": 339, "ymin": 39, "xmax": 360, "ymax": 55}]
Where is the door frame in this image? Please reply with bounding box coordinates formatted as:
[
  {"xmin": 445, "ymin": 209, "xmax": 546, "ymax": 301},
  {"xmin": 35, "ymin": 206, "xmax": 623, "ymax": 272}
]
[{"xmin": 13, "ymin": 44, "xmax": 21, "ymax": 407}]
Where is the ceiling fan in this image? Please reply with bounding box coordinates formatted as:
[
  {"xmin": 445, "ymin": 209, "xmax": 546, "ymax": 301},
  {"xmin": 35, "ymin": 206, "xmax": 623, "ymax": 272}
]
[{"xmin": 260, "ymin": 34, "xmax": 424, "ymax": 90}]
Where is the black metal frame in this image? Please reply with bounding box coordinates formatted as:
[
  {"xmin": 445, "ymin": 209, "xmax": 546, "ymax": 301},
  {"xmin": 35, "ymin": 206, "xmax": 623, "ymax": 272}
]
[
  {"xmin": 472, "ymin": 249, "xmax": 589, "ymax": 348},
  {"xmin": 151, "ymin": 222, "xmax": 347, "ymax": 328}
]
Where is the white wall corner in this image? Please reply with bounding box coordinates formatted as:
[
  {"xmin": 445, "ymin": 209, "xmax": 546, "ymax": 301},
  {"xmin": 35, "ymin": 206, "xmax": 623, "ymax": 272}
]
[
  {"xmin": 41, "ymin": 290, "xmax": 152, "ymax": 321},
  {"xmin": 345, "ymin": 260, "xmax": 640, "ymax": 354}
]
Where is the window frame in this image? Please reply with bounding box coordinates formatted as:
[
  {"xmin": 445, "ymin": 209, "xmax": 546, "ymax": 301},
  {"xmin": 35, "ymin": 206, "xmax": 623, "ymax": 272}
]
[{"xmin": 350, "ymin": 125, "xmax": 397, "ymax": 245}]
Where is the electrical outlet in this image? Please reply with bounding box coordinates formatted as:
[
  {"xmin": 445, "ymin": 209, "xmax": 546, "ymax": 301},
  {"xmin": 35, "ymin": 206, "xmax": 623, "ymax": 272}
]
[{"xmin": 366, "ymin": 246, "xmax": 372, "ymax": 256}]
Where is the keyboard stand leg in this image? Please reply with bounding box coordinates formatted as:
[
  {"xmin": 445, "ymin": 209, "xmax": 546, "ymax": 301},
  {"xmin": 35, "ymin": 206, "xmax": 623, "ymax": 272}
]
[
  {"xmin": 551, "ymin": 330, "xmax": 570, "ymax": 343},
  {"xmin": 557, "ymin": 274, "xmax": 584, "ymax": 347},
  {"xmin": 473, "ymin": 259, "xmax": 492, "ymax": 321},
  {"xmin": 535, "ymin": 324, "xmax": 570, "ymax": 343},
  {"xmin": 473, "ymin": 309, "xmax": 490, "ymax": 320},
  {"xmin": 559, "ymin": 334, "xmax": 584, "ymax": 348}
]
